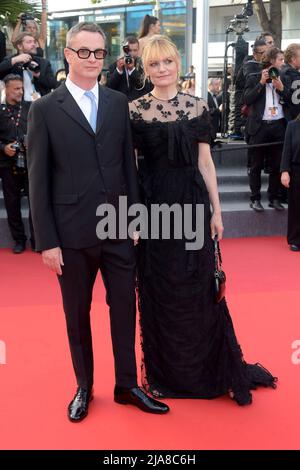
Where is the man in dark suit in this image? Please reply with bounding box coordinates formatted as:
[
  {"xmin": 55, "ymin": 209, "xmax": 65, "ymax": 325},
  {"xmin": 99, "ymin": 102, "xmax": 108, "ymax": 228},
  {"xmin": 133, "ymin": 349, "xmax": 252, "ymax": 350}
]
[
  {"xmin": 207, "ymin": 77, "xmax": 221, "ymax": 138},
  {"xmin": 27, "ymin": 22, "xmax": 169, "ymax": 422},
  {"xmin": 0, "ymin": 32, "xmax": 57, "ymax": 100},
  {"xmin": 0, "ymin": 74, "xmax": 34, "ymax": 254},
  {"xmin": 244, "ymin": 47, "xmax": 288, "ymax": 212}
]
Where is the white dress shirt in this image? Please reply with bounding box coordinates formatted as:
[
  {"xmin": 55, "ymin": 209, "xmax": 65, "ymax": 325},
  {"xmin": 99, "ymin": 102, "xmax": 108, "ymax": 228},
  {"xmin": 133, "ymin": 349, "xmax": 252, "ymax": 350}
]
[
  {"xmin": 23, "ymin": 70, "xmax": 36, "ymax": 102},
  {"xmin": 262, "ymin": 83, "xmax": 284, "ymax": 121},
  {"xmin": 65, "ymin": 76, "xmax": 99, "ymax": 124}
]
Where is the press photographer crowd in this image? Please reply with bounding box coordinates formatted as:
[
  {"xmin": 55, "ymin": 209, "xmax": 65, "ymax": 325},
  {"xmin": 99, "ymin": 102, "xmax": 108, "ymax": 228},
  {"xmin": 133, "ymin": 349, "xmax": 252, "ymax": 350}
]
[{"xmin": 0, "ymin": 5, "xmax": 300, "ymax": 255}]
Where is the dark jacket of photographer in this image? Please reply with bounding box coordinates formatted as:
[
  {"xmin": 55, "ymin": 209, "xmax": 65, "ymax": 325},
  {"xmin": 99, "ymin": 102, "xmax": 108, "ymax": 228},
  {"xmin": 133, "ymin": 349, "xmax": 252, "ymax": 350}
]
[
  {"xmin": 236, "ymin": 56, "xmax": 262, "ymax": 89},
  {"xmin": 0, "ymin": 54, "xmax": 57, "ymax": 97},
  {"xmin": 280, "ymin": 64, "xmax": 300, "ymax": 121},
  {"xmin": 107, "ymin": 59, "xmax": 153, "ymax": 101},
  {"xmin": 0, "ymin": 101, "xmax": 30, "ymax": 168},
  {"xmin": 0, "ymin": 31, "xmax": 6, "ymax": 63},
  {"xmin": 244, "ymin": 72, "xmax": 289, "ymax": 137}
]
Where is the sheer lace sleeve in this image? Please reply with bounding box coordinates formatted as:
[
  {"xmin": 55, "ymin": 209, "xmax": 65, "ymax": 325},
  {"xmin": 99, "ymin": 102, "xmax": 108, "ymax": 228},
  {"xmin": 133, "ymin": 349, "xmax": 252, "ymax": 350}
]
[
  {"xmin": 189, "ymin": 97, "xmax": 213, "ymax": 145},
  {"xmin": 195, "ymin": 97, "xmax": 209, "ymax": 117},
  {"xmin": 129, "ymin": 100, "xmax": 143, "ymax": 122},
  {"xmin": 129, "ymin": 100, "xmax": 144, "ymax": 150}
]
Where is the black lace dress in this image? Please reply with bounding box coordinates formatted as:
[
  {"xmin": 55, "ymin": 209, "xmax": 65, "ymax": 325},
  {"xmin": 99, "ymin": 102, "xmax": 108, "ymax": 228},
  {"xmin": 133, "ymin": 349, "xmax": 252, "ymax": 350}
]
[{"xmin": 129, "ymin": 92, "xmax": 277, "ymax": 405}]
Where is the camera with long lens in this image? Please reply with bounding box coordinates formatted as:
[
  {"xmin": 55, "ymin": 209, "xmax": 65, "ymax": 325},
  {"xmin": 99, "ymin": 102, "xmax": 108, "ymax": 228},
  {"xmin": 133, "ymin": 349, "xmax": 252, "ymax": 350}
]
[
  {"xmin": 268, "ymin": 66, "xmax": 279, "ymax": 80},
  {"xmin": 23, "ymin": 57, "xmax": 40, "ymax": 73},
  {"xmin": 20, "ymin": 13, "xmax": 35, "ymax": 27},
  {"xmin": 123, "ymin": 44, "xmax": 134, "ymax": 65},
  {"xmin": 11, "ymin": 139, "xmax": 26, "ymax": 170}
]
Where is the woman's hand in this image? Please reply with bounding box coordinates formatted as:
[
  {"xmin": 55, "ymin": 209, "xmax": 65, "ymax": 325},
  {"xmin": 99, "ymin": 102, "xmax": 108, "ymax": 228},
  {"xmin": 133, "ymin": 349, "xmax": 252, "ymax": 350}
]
[
  {"xmin": 281, "ymin": 171, "xmax": 290, "ymax": 188},
  {"xmin": 210, "ymin": 212, "xmax": 224, "ymax": 240},
  {"xmin": 260, "ymin": 69, "xmax": 269, "ymax": 85},
  {"xmin": 133, "ymin": 231, "xmax": 140, "ymax": 246},
  {"xmin": 272, "ymin": 77, "xmax": 284, "ymax": 92}
]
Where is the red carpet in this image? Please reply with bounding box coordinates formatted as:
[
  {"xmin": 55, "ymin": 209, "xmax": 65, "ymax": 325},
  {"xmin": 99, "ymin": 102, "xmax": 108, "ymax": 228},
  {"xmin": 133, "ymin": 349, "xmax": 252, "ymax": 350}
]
[{"xmin": 0, "ymin": 236, "xmax": 300, "ymax": 450}]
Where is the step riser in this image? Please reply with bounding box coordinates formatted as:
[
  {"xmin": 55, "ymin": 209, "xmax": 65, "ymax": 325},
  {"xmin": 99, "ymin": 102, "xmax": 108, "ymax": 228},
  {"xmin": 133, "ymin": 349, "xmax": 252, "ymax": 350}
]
[
  {"xmin": 212, "ymin": 147, "xmax": 248, "ymax": 168},
  {"xmin": 222, "ymin": 210, "xmax": 287, "ymax": 237}
]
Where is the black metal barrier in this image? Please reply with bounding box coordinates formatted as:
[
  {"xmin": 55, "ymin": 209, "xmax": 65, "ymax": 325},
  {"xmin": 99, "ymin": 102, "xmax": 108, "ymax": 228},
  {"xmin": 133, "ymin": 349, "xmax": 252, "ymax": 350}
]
[
  {"xmin": 212, "ymin": 140, "xmax": 284, "ymax": 152},
  {"xmin": 137, "ymin": 140, "xmax": 285, "ymax": 161}
]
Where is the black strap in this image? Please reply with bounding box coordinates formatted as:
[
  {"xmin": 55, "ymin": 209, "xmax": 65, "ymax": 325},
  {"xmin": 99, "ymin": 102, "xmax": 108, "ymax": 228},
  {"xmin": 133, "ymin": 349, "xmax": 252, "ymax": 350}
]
[{"xmin": 214, "ymin": 235, "xmax": 222, "ymax": 270}]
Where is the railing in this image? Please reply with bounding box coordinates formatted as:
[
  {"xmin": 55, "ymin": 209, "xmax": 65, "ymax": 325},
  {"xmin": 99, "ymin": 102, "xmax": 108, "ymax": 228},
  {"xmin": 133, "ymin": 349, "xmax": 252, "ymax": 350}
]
[{"xmin": 209, "ymin": 29, "xmax": 300, "ymax": 43}]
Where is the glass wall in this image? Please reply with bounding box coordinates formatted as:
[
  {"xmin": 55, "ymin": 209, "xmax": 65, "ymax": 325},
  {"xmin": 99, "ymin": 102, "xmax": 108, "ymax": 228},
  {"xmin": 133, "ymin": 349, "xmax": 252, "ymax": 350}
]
[
  {"xmin": 161, "ymin": 2, "xmax": 187, "ymax": 72},
  {"xmin": 47, "ymin": 1, "xmax": 189, "ymax": 74},
  {"xmin": 48, "ymin": 17, "xmax": 79, "ymax": 73}
]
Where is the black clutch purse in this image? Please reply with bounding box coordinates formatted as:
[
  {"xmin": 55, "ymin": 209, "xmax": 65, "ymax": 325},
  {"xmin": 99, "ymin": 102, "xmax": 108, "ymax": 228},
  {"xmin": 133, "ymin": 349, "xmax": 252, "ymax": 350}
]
[{"xmin": 214, "ymin": 236, "xmax": 226, "ymax": 303}]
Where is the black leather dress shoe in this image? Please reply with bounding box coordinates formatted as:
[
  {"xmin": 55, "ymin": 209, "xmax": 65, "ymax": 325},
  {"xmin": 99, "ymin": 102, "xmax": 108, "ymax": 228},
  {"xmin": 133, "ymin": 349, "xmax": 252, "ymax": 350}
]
[
  {"xmin": 67, "ymin": 387, "xmax": 93, "ymax": 422},
  {"xmin": 268, "ymin": 200, "xmax": 285, "ymax": 211},
  {"xmin": 290, "ymin": 244, "xmax": 300, "ymax": 252},
  {"xmin": 12, "ymin": 241, "xmax": 26, "ymax": 254},
  {"xmin": 114, "ymin": 386, "xmax": 170, "ymax": 414},
  {"xmin": 30, "ymin": 239, "xmax": 36, "ymax": 252},
  {"xmin": 250, "ymin": 201, "xmax": 264, "ymax": 212}
]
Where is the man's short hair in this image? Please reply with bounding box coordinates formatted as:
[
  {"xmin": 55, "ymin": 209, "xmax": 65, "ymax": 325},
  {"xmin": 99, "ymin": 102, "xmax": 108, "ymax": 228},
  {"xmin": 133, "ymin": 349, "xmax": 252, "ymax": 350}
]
[
  {"xmin": 257, "ymin": 31, "xmax": 273, "ymax": 41},
  {"xmin": 66, "ymin": 22, "xmax": 106, "ymax": 47},
  {"xmin": 13, "ymin": 32, "xmax": 35, "ymax": 48},
  {"xmin": 253, "ymin": 39, "xmax": 267, "ymax": 52},
  {"xmin": 284, "ymin": 43, "xmax": 300, "ymax": 65},
  {"xmin": 124, "ymin": 36, "xmax": 139, "ymax": 46},
  {"xmin": 3, "ymin": 74, "xmax": 23, "ymax": 85},
  {"xmin": 208, "ymin": 77, "xmax": 220, "ymax": 87}
]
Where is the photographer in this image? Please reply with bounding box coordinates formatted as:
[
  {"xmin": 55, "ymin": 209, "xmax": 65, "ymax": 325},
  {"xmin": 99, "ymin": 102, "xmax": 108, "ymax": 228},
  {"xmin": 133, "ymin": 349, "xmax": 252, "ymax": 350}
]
[
  {"xmin": 0, "ymin": 32, "xmax": 57, "ymax": 100},
  {"xmin": 11, "ymin": 0, "xmax": 47, "ymax": 57},
  {"xmin": 0, "ymin": 29, "xmax": 6, "ymax": 63},
  {"xmin": 244, "ymin": 47, "xmax": 288, "ymax": 212},
  {"xmin": 107, "ymin": 36, "xmax": 153, "ymax": 101},
  {"xmin": 207, "ymin": 77, "xmax": 222, "ymax": 137},
  {"xmin": 0, "ymin": 74, "xmax": 34, "ymax": 253}
]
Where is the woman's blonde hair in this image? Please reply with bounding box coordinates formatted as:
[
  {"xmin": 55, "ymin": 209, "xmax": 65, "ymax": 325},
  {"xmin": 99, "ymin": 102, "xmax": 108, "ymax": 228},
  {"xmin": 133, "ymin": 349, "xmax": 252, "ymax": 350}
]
[{"xmin": 142, "ymin": 35, "xmax": 181, "ymax": 79}]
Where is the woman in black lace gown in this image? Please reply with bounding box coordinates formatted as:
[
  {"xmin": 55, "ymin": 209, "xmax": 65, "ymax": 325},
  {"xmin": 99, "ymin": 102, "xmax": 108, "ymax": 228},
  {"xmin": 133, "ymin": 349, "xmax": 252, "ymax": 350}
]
[{"xmin": 129, "ymin": 36, "xmax": 277, "ymax": 405}]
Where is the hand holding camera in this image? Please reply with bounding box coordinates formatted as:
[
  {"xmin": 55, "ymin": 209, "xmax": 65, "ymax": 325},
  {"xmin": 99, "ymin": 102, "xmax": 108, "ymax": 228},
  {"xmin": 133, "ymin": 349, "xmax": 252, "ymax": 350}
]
[
  {"xmin": 269, "ymin": 69, "xmax": 284, "ymax": 91},
  {"xmin": 26, "ymin": 60, "xmax": 40, "ymax": 77},
  {"xmin": 260, "ymin": 66, "xmax": 283, "ymax": 90},
  {"xmin": 4, "ymin": 142, "xmax": 17, "ymax": 158},
  {"xmin": 268, "ymin": 66, "xmax": 283, "ymax": 90},
  {"xmin": 18, "ymin": 12, "xmax": 35, "ymax": 26},
  {"xmin": 11, "ymin": 53, "xmax": 32, "ymax": 66},
  {"xmin": 123, "ymin": 45, "xmax": 136, "ymax": 71},
  {"xmin": 8, "ymin": 140, "xmax": 26, "ymax": 169},
  {"xmin": 116, "ymin": 57, "xmax": 125, "ymax": 72},
  {"xmin": 11, "ymin": 53, "xmax": 41, "ymax": 75},
  {"xmin": 260, "ymin": 68, "xmax": 270, "ymax": 85}
]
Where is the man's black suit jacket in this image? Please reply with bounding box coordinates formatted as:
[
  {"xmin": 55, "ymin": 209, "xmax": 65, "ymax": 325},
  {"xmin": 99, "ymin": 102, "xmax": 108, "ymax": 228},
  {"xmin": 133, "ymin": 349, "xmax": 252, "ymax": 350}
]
[
  {"xmin": 0, "ymin": 54, "xmax": 57, "ymax": 96},
  {"xmin": 107, "ymin": 61, "xmax": 153, "ymax": 101},
  {"xmin": 207, "ymin": 92, "xmax": 221, "ymax": 136},
  {"xmin": 244, "ymin": 73, "xmax": 288, "ymax": 137},
  {"xmin": 27, "ymin": 83, "xmax": 140, "ymax": 252}
]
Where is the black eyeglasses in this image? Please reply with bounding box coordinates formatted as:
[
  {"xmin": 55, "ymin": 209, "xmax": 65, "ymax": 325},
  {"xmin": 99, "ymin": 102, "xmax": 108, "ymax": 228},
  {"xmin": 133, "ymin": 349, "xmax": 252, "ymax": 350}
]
[{"xmin": 67, "ymin": 47, "xmax": 107, "ymax": 59}]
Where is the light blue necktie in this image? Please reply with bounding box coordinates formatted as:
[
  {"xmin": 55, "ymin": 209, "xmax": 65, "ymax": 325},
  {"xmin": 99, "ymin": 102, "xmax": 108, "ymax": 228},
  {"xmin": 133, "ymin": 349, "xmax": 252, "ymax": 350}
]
[{"xmin": 84, "ymin": 90, "xmax": 98, "ymax": 133}]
